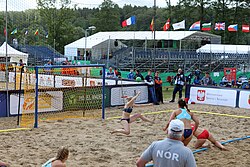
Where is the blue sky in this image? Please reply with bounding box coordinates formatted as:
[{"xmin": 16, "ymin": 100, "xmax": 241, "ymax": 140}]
[{"xmin": 0, "ymin": 0, "xmax": 172, "ymax": 11}]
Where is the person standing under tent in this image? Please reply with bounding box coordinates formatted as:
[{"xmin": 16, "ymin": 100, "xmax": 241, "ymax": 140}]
[
  {"xmin": 136, "ymin": 119, "xmax": 196, "ymax": 167},
  {"xmin": 127, "ymin": 69, "xmax": 135, "ymax": 80},
  {"xmin": 111, "ymin": 91, "xmax": 154, "ymax": 135},
  {"xmin": 154, "ymin": 71, "xmax": 163, "ymax": 104},
  {"xmin": 169, "ymin": 68, "xmax": 185, "ymax": 102},
  {"xmin": 105, "ymin": 67, "xmax": 116, "ymax": 78},
  {"xmin": 145, "ymin": 69, "xmax": 159, "ymax": 105},
  {"xmin": 163, "ymin": 99, "xmax": 199, "ymax": 146}
]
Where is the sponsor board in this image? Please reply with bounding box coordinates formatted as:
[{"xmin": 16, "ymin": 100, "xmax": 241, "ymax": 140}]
[
  {"xmin": 63, "ymin": 87, "xmax": 106, "ymax": 110},
  {"xmin": 111, "ymin": 86, "xmax": 148, "ymax": 106},
  {"xmin": 117, "ymin": 80, "xmax": 145, "ymax": 85},
  {"xmin": 239, "ymin": 91, "xmax": 250, "ymax": 109},
  {"xmin": 190, "ymin": 87, "xmax": 237, "ymax": 107},
  {"xmin": 55, "ymin": 76, "xmax": 83, "ymax": 88},
  {"xmin": 20, "ymin": 91, "xmax": 63, "ymax": 114},
  {"xmin": 84, "ymin": 78, "xmax": 116, "ymax": 86}
]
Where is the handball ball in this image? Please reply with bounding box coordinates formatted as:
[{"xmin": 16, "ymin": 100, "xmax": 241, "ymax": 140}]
[{"xmin": 136, "ymin": 77, "xmax": 142, "ymax": 82}]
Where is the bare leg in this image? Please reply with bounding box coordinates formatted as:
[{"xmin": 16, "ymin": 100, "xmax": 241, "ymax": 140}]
[
  {"xmin": 182, "ymin": 135, "xmax": 193, "ymax": 146},
  {"xmin": 208, "ymin": 134, "xmax": 228, "ymax": 151},
  {"xmin": 130, "ymin": 113, "xmax": 154, "ymax": 124},
  {"xmin": 111, "ymin": 120, "xmax": 130, "ymax": 135},
  {"xmin": 194, "ymin": 139, "xmax": 207, "ymax": 149}
]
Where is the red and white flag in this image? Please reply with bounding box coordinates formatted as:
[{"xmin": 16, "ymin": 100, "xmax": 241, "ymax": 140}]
[
  {"xmin": 242, "ymin": 25, "xmax": 249, "ymax": 33},
  {"xmin": 163, "ymin": 18, "xmax": 170, "ymax": 31}
]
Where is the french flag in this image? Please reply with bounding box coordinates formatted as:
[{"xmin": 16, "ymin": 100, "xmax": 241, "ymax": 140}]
[
  {"xmin": 122, "ymin": 16, "xmax": 136, "ymax": 28},
  {"xmin": 228, "ymin": 24, "xmax": 238, "ymax": 32}
]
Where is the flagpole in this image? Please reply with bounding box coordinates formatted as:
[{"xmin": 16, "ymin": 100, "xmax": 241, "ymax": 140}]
[
  {"xmin": 5, "ymin": 0, "xmax": 9, "ymax": 117},
  {"xmin": 153, "ymin": 0, "xmax": 156, "ymax": 72}
]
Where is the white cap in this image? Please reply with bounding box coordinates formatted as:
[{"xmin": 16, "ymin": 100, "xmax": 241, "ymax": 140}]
[{"xmin": 168, "ymin": 119, "xmax": 184, "ymax": 133}]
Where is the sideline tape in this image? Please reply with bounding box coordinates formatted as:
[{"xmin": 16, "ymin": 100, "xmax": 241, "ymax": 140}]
[
  {"xmin": 0, "ymin": 128, "xmax": 31, "ymax": 133},
  {"xmin": 146, "ymin": 136, "xmax": 250, "ymax": 167},
  {"xmin": 107, "ymin": 109, "xmax": 250, "ymax": 120}
]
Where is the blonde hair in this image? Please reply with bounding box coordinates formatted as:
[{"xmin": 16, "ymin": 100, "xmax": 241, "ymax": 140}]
[{"xmin": 56, "ymin": 147, "xmax": 69, "ymax": 161}]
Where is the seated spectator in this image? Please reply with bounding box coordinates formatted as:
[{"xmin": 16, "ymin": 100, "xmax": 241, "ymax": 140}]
[
  {"xmin": 194, "ymin": 68, "xmax": 201, "ymax": 79},
  {"xmin": 186, "ymin": 72, "xmax": 193, "ymax": 85},
  {"xmin": 242, "ymin": 79, "xmax": 250, "ymax": 89},
  {"xmin": 236, "ymin": 78, "xmax": 242, "ymax": 88},
  {"xmin": 220, "ymin": 76, "xmax": 229, "ymax": 86},
  {"xmin": 136, "ymin": 120, "xmax": 196, "ymax": 167},
  {"xmin": 193, "ymin": 76, "xmax": 200, "ymax": 85},
  {"xmin": 134, "ymin": 70, "xmax": 144, "ymax": 80},
  {"xmin": 42, "ymin": 147, "xmax": 69, "ymax": 167},
  {"xmin": 201, "ymin": 72, "xmax": 213, "ymax": 86},
  {"xmin": 127, "ymin": 69, "xmax": 135, "ymax": 80},
  {"xmin": 105, "ymin": 67, "xmax": 116, "ymax": 78}
]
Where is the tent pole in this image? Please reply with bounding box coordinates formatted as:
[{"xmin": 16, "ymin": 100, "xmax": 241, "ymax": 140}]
[
  {"xmin": 5, "ymin": 0, "xmax": 9, "ymax": 117},
  {"xmin": 107, "ymin": 35, "xmax": 111, "ymax": 68},
  {"xmin": 179, "ymin": 40, "xmax": 182, "ymax": 52}
]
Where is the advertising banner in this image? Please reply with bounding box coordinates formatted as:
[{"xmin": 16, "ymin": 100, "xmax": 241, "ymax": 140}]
[
  {"xmin": 189, "ymin": 87, "xmax": 237, "ymax": 107},
  {"xmin": 55, "ymin": 76, "xmax": 83, "ymax": 88},
  {"xmin": 63, "ymin": 87, "xmax": 108, "ymax": 110},
  {"xmin": 111, "ymin": 86, "xmax": 148, "ymax": 106},
  {"xmin": 20, "ymin": 91, "xmax": 63, "ymax": 114},
  {"xmin": 239, "ymin": 90, "xmax": 250, "ymax": 109}
]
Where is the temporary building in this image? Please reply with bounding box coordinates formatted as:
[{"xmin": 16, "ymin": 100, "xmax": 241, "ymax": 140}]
[
  {"xmin": 196, "ymin": 44, "xmax": 250, "ymax": 54},
  {"xmin": 0, "ymin": 42, "xmax": 29, "ymax": 64},
  {"xmin": 64, "ymin": 31, "xmax": 221, "ymax": 60}
]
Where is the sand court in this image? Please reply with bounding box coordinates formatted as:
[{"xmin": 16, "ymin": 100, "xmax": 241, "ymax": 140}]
[{"xmin": 0, "ymin": 103, "xmax": 249, "ymax": 167}]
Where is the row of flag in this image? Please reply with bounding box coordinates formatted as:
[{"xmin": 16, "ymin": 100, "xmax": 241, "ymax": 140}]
[
  {"xmin": 3, "ymin": 28, "xmax": 48, "ymax": 37},
  {"xmin": 122, "ymin": 16, "xmax": 250, "ymax": 33}
]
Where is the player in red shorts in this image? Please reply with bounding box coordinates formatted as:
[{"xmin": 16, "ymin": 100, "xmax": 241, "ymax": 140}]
[{"xmin": 191, "ymin": 124, "xmax": 227, "ymax": 150}]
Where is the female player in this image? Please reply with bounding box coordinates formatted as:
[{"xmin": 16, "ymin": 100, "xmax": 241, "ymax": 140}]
[
  {"xmin": 191, "ymin": 124, "xmax": 227, "ymax": 150},
  {"xmin": 42, "ymin": 147, "xmax": 69, "ymax": 167},
  {"xmin": 163, "ymin": 99, "xmax": 199, "ymax": 146},
  {"xmin": 111, "ymin": 91, "xmax": 154, "ymax": 135}
]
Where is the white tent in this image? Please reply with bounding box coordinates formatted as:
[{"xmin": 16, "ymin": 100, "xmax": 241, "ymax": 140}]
[
  {"xmin": 0, "ymin": 42, "xmax": 29, "ymax": 64},
  {"xmin": 196, "ymin": 44, "xmax": 250, "ymax": 54},
  {"xmin": 64, "ymin": 31, "xmax": 221, "ymax": 59}
]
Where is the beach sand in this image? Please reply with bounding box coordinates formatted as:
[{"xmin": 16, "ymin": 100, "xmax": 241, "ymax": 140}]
[{"xmin": 0, "ymin": 103, "xmax": 249, "ymax": 166}]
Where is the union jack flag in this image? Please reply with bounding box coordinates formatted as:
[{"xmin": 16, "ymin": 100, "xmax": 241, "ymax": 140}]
[{"xmin": 214, "ymin": 22, "xmax": 225, "ymax": 30}]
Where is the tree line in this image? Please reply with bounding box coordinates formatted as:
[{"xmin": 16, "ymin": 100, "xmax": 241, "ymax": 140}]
[{"xmin": 0, "ymin": 0, "xmax": 249, "ymax": 54}]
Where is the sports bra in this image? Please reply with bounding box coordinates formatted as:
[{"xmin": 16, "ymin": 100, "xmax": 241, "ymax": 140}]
[
  {"xmin": 123, "ymin": 107, "xmax": 133, "ymax": 113},
  {"xmin": 176, "ymin": 108, "xmax": 192, "ymax": 120}
]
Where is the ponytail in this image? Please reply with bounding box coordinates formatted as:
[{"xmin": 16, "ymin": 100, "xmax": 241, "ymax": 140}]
[{"xmin": 185, "ymin": 103, "xmax": 190, "ymax": 112}]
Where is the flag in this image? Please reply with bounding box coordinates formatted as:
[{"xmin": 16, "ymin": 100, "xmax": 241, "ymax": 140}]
[
  {"xmin": 172, "ymin": 20, "xmax": 185, "ymax": 30},
  {"xmin": 228, "ymin": 24, "xmax": 238, "ymax": 32},
  {"xmin": 163, "ymin": 18, "xmax": 170, "ymax": 31},
  {"xmin": 121, "ymin": 16, "xmax": 136, "ymax": 28},
  {"xmin": 189, "ymin": 21, "xmax": 200, "ymax": 31},
  {"xmin": 34, "ymin": 29, "xmax": 39, "ymax": 35},
  {"xmin": 11, "ymin": 28, "xmax": 17, "ymax": 35},
  {"xmin": 150, "ymin": 18, "xmax": 154, "ymax": 32},
  {"xmin": 214, "ymin": 22, "xmax": 225, "ymax": 30},
  {"xmin": 242, "ymin": 25, "xmax": 249, "ymax": 33},
  {"xmin": 4, "ymin": 27, "xmax": 6, "ymax": 36},
  {"xmin": 25, "ymin": 30, "xmax": 28, "ymax": 35},
  {"xmin": 202, "ymin": 23, "xmax": 211, "ymax": 31}
]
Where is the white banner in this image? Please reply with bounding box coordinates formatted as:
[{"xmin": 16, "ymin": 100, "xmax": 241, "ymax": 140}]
[
  {"xmin": 84, "ymin": 78, "xmax": 116, "ymax": 86},
  {"xmin": 10, "ymin": 94, "xmax": 24, "ymax": 115},
  {"xmin": 111, "ymin": 86, "xmax": 148, "ymax": 106},
  {"xmin": 55, "ymin": 76, "xmax": 83, "ymax": 88},
  {"xmin": 239, "ymin": 91, "xmax": 250, "ymax": 109},
  {"xmin": 189, "ymin": 87, "xmax": 237, "ymax": 107}
]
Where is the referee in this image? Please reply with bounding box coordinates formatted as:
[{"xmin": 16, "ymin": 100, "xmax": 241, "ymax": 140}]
[{"xmin": 170, "ymin": 68, "xmax": 185, "ymax": 102}]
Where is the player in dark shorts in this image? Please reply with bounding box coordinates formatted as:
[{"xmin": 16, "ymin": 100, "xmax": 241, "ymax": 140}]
[{"xmin": 111, "ymin": 91, "xmax": 154, "ymax": 135}]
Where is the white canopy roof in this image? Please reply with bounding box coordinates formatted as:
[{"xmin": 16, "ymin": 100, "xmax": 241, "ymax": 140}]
[
  {"xmin": 196, "ymin": 44, "xmax": 250, "ymax": 54},
  {"xmin": 65, "ymin": 31, "xmax": 221, "ymax": 49},
  {"xmin": 0, "ymin": 42, "xmax": 29, "ymax": 64}
]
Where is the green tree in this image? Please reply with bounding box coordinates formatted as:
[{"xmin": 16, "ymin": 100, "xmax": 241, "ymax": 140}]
[{"xmin": 90, "ymin": 0, "xmax": 120, "ymax": 32}]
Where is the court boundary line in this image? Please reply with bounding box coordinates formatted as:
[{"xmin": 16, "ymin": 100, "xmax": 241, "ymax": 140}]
[
  {"xmin": 106, "ymin": 110, "xmax": 250, "ymax": 120},
  {"xmin": 0, "ymin": 128, "xmax": 31, "ymax": 133}
]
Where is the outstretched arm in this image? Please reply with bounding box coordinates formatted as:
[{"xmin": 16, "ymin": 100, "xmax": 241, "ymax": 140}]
[
  {"xmin": 163, "ymin": 111, "xmax": 176, "ymax": 131},
  {"xmin": 127, "ymin": 91, "xmax": 141, "ymax": 106}
]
